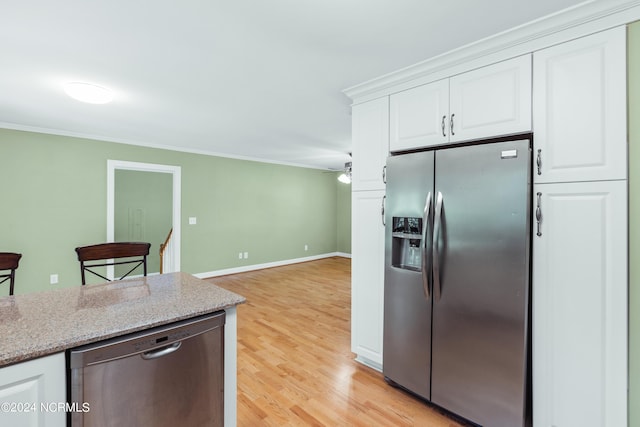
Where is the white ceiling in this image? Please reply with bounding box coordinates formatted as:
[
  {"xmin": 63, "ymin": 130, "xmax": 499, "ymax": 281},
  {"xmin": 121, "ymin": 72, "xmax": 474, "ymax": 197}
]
[{"xmin": 0, "ymin": 0, "xmax": 588, "ymax": 170}]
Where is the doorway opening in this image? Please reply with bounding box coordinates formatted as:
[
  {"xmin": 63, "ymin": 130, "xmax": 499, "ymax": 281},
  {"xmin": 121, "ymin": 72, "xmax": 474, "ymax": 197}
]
[{"xmin": 107, "ymin": 160, "xmax": 181, "ymax": 278}]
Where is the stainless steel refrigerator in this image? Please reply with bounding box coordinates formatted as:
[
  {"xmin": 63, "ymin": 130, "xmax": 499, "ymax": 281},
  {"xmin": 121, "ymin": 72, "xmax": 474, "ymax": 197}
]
[{"xmin": 383, "ymin": 138, "xmax": 531, "ymax": 427}]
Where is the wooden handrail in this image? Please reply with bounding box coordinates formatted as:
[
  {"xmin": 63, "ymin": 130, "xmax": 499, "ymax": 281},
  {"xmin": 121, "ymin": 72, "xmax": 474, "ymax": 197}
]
[{"xmin": 159, "ymin": 228, "xmax": 173, "ymax": 274}]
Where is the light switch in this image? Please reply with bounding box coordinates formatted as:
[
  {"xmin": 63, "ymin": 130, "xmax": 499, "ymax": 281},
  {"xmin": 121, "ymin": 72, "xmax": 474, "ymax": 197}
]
[{"xmin": 189, "ymin": 217, "xmax": 197, "ymax": 225}]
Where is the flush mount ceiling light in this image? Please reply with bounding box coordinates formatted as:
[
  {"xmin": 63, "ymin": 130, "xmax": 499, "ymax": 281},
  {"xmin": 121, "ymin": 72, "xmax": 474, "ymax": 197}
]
[
  {"xmin": 338, "ymin": 161, "xmax": 352, "ymax": 184},
  {"xmin": 64, "ymin": 82, "xmax": 114, "ymax": 104}
]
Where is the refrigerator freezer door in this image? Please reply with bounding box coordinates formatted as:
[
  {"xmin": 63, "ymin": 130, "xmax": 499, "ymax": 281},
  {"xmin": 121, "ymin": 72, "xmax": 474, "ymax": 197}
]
[
  {"xmin": 383, "ymin": 150, "xmax": 434, "ymax": 400},
  {"xmin": 430, "ymin": 140, "xmax": 531, "ymax": 427}
]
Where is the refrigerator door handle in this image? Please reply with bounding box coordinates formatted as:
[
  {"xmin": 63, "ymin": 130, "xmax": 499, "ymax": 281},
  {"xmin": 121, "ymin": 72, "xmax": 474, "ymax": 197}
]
[
  {"xmin": 433, "ymin": 191, "xmax": 444, "ymax": 301},
  {"xmin": 421, "ymin": 192, "xmax": 433, "ymax": 300}
]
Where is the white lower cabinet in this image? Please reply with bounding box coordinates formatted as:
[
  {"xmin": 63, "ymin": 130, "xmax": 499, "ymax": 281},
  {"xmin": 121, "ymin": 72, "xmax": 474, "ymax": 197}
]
[
  {"xmin": 532, "ymin": 180, "xmax": 627, "ymax": 427},
  {"xmin": 351, "ymin": 190, "xmax": 385, "ymax": 369},
  {"xmin": 0, "ymin": 353, "xmax": 66, "ymax": 427}
]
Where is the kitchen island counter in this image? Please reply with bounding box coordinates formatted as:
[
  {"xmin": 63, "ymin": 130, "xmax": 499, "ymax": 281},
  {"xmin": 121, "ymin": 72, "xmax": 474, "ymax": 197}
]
[{"xmin": 0, "ymin": 272, "xmax": 245, "ymax": 367}]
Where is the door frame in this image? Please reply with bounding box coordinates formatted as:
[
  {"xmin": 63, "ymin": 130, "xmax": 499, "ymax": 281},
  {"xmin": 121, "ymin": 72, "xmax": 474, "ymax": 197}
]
[{"xmin": 107, "ymin": 160, "xmax": 181, "ymax": 277}]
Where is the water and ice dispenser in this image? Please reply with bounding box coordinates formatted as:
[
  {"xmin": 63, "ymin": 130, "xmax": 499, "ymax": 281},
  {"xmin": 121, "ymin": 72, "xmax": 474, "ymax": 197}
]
[{"xmin": 391, "ymin": 217, "xmax": 423, "ymax": 271}]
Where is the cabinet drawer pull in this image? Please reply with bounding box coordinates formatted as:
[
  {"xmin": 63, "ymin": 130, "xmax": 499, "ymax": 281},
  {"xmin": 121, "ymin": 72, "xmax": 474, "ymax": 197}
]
[
  {"xmin": 450, "ymin": 113, "xmax": 455, "ymax": 136},
  {"xmin": 536, "ymin": 149, "xmax": 542, "ymax": 175},
  {"xmin": 536, "ymin": 192, "xmax": 542, "ymax": 237}
]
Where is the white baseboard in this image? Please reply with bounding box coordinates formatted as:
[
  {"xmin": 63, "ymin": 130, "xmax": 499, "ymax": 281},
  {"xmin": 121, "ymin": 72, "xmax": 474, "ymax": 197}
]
[
  {"xmin": 354, "ymin": 355, "xmax": 383, "ymax": 372},
  {"xmin": 194, "ymin": 252, "xmax": 351, "ymax": 279}
]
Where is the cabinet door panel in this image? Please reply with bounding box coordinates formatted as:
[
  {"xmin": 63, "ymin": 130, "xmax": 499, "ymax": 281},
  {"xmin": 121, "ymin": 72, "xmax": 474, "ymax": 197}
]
[
  {"xmin": 0, "ymin": 353, "xmax": 66, "ymax": 427},
  {"xmin": 450, "ymin": 54, "xmax": 532, "ymax": 142},
  {"xmin": 351, "ymin": 190, "xmax": 385, "ymax": 368},
  {"xmin": 352, "ymin": 98, "xmax": 389, "ymax": 191},
  {"xmin": 532, "ymin": 181, "xmax": 627, "ymax": 427},
  {"xmin": 533, "ymin": 27, "xmax": 626, "ymax": 183},
  {"xmin": 389, "ymin": 79, "xmax": 449, "ymax": 151}
]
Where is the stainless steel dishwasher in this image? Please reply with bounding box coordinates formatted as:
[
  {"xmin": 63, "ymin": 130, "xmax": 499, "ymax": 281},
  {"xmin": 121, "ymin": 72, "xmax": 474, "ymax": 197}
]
[{"xmin": 68, "ymin": 311, "xmax": 225, "ymax": 427}]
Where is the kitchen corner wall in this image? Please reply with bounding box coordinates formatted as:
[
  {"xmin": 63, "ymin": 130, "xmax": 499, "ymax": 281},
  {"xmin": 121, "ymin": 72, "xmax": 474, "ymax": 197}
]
[
  {"xmin": 629, "ymin": 20, "xmax": 639, "ymax": 427},
  {"xmin": 0, "ymin": 128, "xmax": 351, "ymax": 294}
]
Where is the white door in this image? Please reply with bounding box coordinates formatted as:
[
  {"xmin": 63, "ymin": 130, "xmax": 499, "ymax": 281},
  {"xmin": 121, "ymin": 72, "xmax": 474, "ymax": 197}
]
[
  {"xmin": 351, "ymin": 190, "xmax": 385, "ymax": 369},
  {"xmin": 449, "ymin": 54, "xmax": 532, "ymax": 142},
  {"xmin": 533, "ymin": 26, "xmax": 626, "ymax": 183},
  {"xmin": 532, "ymin": 180, "xmax": 627, "ymax": 427},
  {"xmin": 389, "ymin": 79, "xmax": 449, "ymax": 151},
  {"xmin": 352, "ymin": 98, "xmax": 389, "ymax": 191}
]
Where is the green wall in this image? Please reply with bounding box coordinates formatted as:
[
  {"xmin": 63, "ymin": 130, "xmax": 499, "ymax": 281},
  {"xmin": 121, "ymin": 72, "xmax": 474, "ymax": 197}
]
[
  {"xmin": 115, "ymin": 169, "xmax": 173, "ymax": 274},
  {"xmin": 336, "ymin": 180, "xmax": 352, "ymax": 254},
  {"xmin": 0, "ymin": 128, "xmax": 351, "ymax": 295},
  {"xmin": 629, "ymin": 20, "xmax": 640, "ymax": 427}
]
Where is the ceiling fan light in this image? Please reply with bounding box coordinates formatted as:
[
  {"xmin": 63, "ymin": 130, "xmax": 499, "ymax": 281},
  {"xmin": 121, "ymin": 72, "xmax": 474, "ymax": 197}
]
[
  {"xmin": 337, "ymin": 161, "xmax": 352, "ymax": 184},
  {"xmin": 338, "ymin": 173, "xmax": 351, "ymax": 184},
  {"xmin": 64, "ymin": 82, "xmax": 113, "ymax": 104}
]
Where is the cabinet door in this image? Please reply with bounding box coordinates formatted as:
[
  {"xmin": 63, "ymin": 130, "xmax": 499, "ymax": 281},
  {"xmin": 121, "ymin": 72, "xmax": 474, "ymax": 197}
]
[
  {"xmin": 389, "ymin": 79, "xmax": 449, "ymax": 151},
  {"xmin": 351, "ymin": 190, "xmax": 385, "ymax": 369},
  {"xmin": 533, "ymin": 26, "xmax": 626, "ymax": 183},
  {"xmin": 449, "ymin": 54, "xmax": 532, "ymax": 142},
  {"xmin": 352, "ymin": 97, "xmax": 389, "ymax": 191},
  {"xmin": 532, "ymin": 180, "xmax": 627, "ymax": 427},
  {"xmin": 0, "ymin": 353, "xmax": 66, "ymax": 427}
]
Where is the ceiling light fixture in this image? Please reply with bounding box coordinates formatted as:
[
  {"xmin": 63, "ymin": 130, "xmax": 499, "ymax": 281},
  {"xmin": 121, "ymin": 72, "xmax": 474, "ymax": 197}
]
[
  {"xmin": 64, "ymin": 82, "xmax": 114, "ymax": 104},
  {"xmin": 338, "ymin": 161, "xmax": 352, "ymax": 184}
]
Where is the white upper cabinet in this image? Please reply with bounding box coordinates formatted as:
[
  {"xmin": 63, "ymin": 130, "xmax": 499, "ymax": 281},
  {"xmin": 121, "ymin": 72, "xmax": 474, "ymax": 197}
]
[
  {"xmin": 533, "ymin": 26, "xmax": 626, "ymax": 183},
  {"xmin": 390, "ymin": 79, "xmax": 449, "ymax": 151},
  {"xmin": 352, "ymin": 97, "xmax": 389, "ymax": 191},
  {"xmin": 449, "ymin": 54, "xmax": 532, "ymax": 142},
  {"xmin": 389, "ymin": 55, "xmax": 532, "ymax": 152}
]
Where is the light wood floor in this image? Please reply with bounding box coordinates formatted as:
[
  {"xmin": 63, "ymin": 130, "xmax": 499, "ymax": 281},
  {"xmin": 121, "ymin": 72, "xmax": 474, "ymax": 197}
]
[{"xmin": 209, "ymin": 257, "xmax": 465, "ymax": 426}]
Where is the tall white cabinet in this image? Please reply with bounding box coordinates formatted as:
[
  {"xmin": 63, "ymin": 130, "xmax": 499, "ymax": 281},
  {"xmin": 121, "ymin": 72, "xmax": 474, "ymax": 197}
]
[
  {"xmin": 350, "ymin": 97, "xmax": 388, "ymax": 369},
  {"xmin": 347, "ymin": 9, "xmax": 631, "ymax": 426},
  {"xmin": 532, "ymin": 26, "xmax": 628, "ymax": 427}
]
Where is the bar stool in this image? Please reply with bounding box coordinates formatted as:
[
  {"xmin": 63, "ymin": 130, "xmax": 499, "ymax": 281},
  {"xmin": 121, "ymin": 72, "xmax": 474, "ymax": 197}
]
[
  {"xmin": 0, "ymin": 253, "xmax": 22, "ymax": 296},
  {"xmin": 75, "ymin": 242, "xmax": 151, "ymax": 285}
]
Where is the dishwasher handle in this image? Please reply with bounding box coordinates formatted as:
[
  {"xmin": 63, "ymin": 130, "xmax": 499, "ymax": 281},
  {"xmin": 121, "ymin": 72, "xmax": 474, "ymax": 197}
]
[{"xmin": 140, "ymin": 342, "xmax": 182, "ymax": 360}]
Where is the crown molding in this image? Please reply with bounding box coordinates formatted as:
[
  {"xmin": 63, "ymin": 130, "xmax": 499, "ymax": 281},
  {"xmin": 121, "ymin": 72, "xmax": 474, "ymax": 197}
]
[
  {"xmin": 343, "ymin": 0, "xmax": 640, "ymax": 103},
  {"xmin": 0, "ymin": 121, "xmax": 331, "ymax": 171}
]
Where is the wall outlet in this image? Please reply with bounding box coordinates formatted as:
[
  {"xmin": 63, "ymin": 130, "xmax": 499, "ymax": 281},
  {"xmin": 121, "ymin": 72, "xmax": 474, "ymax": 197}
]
[
  {"xmin": 50, "ymin": 274, "xmax": 59, "ymax": 285},
  {"xmin": 304, "ymin": 244, "xmax": 308, "ymax": 251},
  {"xmin": 238, "ymin": 252, "xmax": 243, "ymax": 259},
  {"xmin": 243, "ymin": 252, "xmax": 249, "ymax": 259},
  {"xmin": 189, "ymin": 217, "xmax": 197, "ymax": 225}
]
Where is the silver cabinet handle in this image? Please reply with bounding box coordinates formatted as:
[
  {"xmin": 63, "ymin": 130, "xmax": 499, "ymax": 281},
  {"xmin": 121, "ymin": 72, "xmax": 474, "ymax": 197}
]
[
  {"xmin": 381, "ymin": 195, "xmax": 386, "ymax": 226},
  {"xmin": 141, "ymin": 342, "xmax": 181, "ymax": 360},
  {"xmin": 441, "ymin": 115, "xmax": 447, "ymax": 137},
  {"xmin": 433, "ymin": 192, "xmax": 444, "ymax": 301},
  {"xmin": 536, "ymin": 149, "xmax": 542, "ymax": 176},
  {"xmin": 450, "ymin": 114, "xmax": 455, "ymax": 136},
  {"xmin": 536, "ymin": 192, "xmax": 542, "ymax": 237},
  {"xmin": 382, "ymin": 165, "xmax": 387, "ymax": 184},
  {"xmin": 421, "ymin": 192, "xmax": 433, "ymax": 300}
]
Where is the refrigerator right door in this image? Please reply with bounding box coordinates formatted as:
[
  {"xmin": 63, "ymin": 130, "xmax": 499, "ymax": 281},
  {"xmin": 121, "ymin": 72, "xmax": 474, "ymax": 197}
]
[{"xmin": 430, "ymin": 139, "xmax": 531, "ymax": 427}]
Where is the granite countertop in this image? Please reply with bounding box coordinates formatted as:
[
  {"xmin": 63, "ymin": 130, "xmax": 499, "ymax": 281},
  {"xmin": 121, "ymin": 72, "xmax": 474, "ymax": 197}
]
[{"xmin": 0, "ymin": 272, "xmax": 245, "ymax": 367}]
